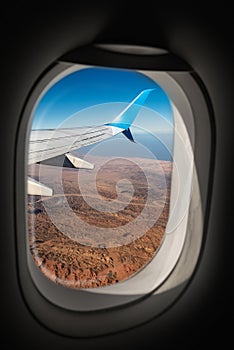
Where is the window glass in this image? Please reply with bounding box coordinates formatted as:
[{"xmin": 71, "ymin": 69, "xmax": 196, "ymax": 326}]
[{"xmin": 27, "ymin": 67, "xmax": 174, "ymax": 288}]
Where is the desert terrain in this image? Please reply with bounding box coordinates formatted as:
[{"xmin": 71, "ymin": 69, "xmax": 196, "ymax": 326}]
[{"xmin": 28, "ymin": 155, "xmax": 172, "ymax": 289}]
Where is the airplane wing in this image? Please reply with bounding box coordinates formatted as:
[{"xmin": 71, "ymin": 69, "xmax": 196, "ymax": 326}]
[
  {"xmin": 28, "ymin": 124, "xmax": 123, "ymax": 165},
  {"xmin": 28, "ymin": 88, "xmax": 154, "ymax": 196}
]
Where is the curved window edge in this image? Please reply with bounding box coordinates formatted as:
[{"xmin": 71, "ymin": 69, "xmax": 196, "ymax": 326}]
[{"xmin": 14, "ymin": 60, "xmax": 212, "ymax": 336}]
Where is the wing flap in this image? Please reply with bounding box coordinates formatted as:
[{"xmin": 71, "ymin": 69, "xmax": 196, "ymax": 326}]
[
  {"xmin": 28, "ymin": 177, "xmax": 53, "ymax": 196},
  {"xmin": 65, "ymin": 153, "xmax": 94, "ymax": 169}
]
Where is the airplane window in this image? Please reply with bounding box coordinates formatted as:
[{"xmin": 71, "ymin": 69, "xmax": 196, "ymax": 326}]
[
  {"xmin": 16, "ymin": 52, "xmax": 211, "ymax": 334},
  {"xmin": 27, "ymin": 66, "xmax": 174, "ymax": 289}
]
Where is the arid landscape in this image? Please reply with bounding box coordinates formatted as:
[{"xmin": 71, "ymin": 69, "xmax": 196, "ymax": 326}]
[{"xmin": 28, "ymin": 155, "xmax": 172, "ymax": 289}]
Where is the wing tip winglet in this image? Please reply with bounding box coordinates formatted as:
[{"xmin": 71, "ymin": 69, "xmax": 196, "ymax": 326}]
[
  {"xmin": 106, "ymin": 88, "xmax": 155, "ymax": 129},
  {"xmin": 122, "ymin": 128, "xmax": 135, "ymax": 142}
]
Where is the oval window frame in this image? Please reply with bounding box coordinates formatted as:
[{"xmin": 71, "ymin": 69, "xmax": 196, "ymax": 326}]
[{"xmin": 15, "ymin": 46, "xmax": 214, "ymax": 336}]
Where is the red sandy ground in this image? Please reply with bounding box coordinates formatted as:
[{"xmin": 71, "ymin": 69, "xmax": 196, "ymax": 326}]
[{"xmin": 28, "ymin": 157, "xmax": 172, "ymax": 288}]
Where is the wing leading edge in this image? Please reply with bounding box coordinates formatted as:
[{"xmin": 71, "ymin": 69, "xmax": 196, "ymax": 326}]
[{"xmin": 28, "ymin": 88, "xmax": 154, "ymax": 196}]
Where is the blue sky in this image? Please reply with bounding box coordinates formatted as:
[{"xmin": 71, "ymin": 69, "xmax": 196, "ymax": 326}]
[
  {"xmin": 32, "ymin": 67, "xmax": 173, "ymax": 132},
  {"xmin": 31, "ymin": 67, "xmax": 174, "ymax": 160}
]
